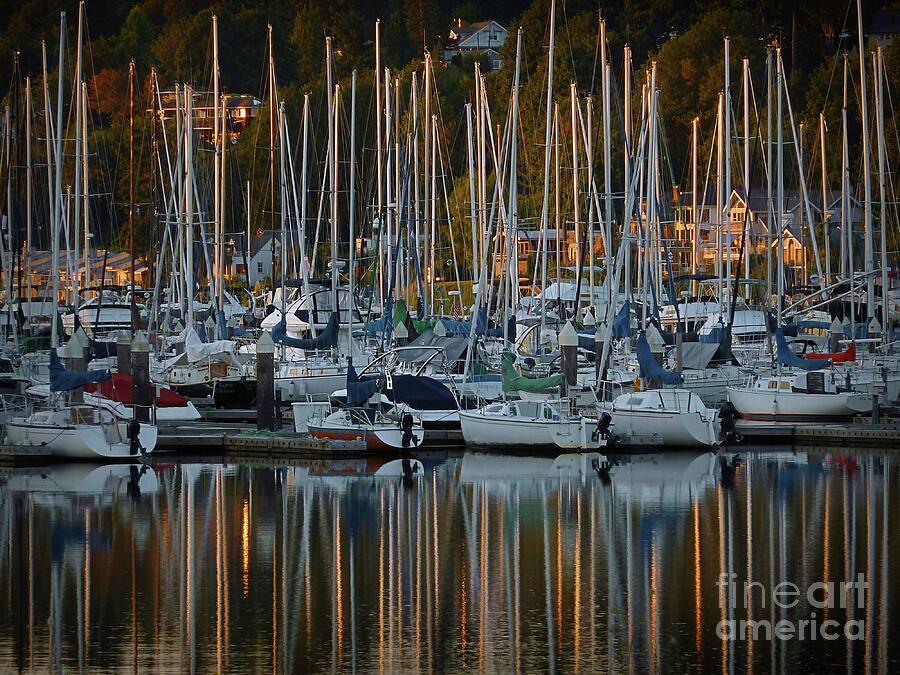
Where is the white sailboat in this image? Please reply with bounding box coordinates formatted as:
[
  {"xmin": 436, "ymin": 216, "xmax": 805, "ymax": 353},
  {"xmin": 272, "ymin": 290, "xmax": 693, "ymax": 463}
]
[
  {"xmin": 459, "ymin": 398, "xmax": 606, "ymax": 450},
  {"xmin": 726, "ymin": 370, "xmax": 873, "ymax": 420},
  {"xmin": 602, "ymin": 388, "xmax": 722, "ymax": 447}
]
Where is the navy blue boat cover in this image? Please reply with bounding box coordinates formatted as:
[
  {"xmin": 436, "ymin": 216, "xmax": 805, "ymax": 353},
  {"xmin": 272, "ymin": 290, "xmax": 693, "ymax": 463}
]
[
  {"xmin": 50, "ymin": 349, "xmax": 112, "ymax": 392},
  {"xmin": 386, "ymin": 375, "xmax": 457, "ymax": 410},
  {"xmin": 347, "ymin": 361, "xmax": 379, "ymax": 406},
  {"xmin": 272, "ymin": 312, "xmax": 339, "ymax": 350},
  {"xmin": 775, "ymin": 329, "xmax": 830, "ymax": 371},
  {"xmin": 636, "ymin": 332, "xmax": 683, "ymax": 385}
]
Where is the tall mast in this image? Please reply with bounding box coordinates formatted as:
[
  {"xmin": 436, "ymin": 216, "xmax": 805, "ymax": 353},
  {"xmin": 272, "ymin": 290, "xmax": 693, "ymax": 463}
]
[
  {"xmin": 742, "ymin": 57, "xmax": 750, "ymax": 302},
  {"xmin": 570, "ymin": 82, "xmax": 580, "ymax": 311},
  {"xmin": 184, "ymin": 85, "xmax": 194, "ymax": 329},
  {"xmin": 857, "ymin": 0, "xmax": 875, "ymax": 319},
  {"xmin": 776, "ymin": 48, "xmax": 784, "ymax": 332},
  {"xmin": 724, "ymin": 37, "xmax": 732, "ymax": 313},
  {"xmin": 875, "ymin": 45, "xmax": 889, "ymax": 340},
  {"xmin": 766, "ymin": 48, "xmax": 773, "ymax": 304},
  {"xmin": 841, "ymin": 54, "xmax": 850, "ymax": 282},
  {"xmin": 374, "ymin": 19, "xmax": 384, "ymax": 305},
  {"xmin": 424, "ymin": 52, "xmax": 432, "ymax": 315},
  {"xmin": 538, "ymin": 0, "xmax": 557, "ymax": 342},
  {"xmin": 72, "ymin": 1, "xmax": 83, "ymax": 306},
  {"xmin": 41, "ymin": 39, "xmax": 57, "ymax": 344},
  {"xmin": 691, "ymin": 117, "xmax": 699, "ymax": 295},
  {"xmin": 601, "ymin": 20, "xmax": 612, "ymax": 278},
  {"xmin": 331, "ymin": 83, "xmax": 340, "ymax": 313},
  {"xmin": 349, "ymin": 70, "xmax": 357, "ymax": 353},
  {"xmin": 623, "ymin": 46, "xmax": 633, "ymax": 304},
  {"xmin": 505, "ymin": 27, "xmax": 523, "ymax": 343},
  {"xmin": 819, "ymin": 114, "xmax": 830, "ymax": 286},
  {"xmin": 129, "ymin": 60, "xmax": 135, "ymax": 332},
  {"xmin": 51, "ymin": 11, "xmax": 65, "ymax": 347},
  {"xmin": 715, "ymin": 92, "xmax": 724, "ymax": 304},
  {"xmin": 212, "ymin": 15, "xmax": 223, "ymax": 331},
  {"xmin": 465, "ymin": 103, "xmax": 477, "ymax": 283},
  {"xmin": 268, "ymin": 25, "xmax": 276, "ymax": 244},
  {"xmin": 25, "ymin": 77, "xmax": 32, "ymax": 321},
  {"xmin": 81, "ymin": 82, "xmax": 90, "ymax": 293}
]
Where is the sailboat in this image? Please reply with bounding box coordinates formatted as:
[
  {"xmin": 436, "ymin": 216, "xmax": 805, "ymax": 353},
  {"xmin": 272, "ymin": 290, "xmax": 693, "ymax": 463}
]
[
  {"xmin": 726, "ymin": 331, "xmax": 873, "ymax": 420},
  {"xmin": 6, "ymin": 350, "xmax": 157, "ymax": 458}
]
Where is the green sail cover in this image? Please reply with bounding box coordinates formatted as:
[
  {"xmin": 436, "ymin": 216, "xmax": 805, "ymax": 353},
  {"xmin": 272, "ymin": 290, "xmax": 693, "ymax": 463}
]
[
  {"xmin": 500, "ymin": 351, "xmax": 565, "ymax": 394},
  {"xmin": 393, "ymin": 300, "xmax": 435, "ymax": 335}
]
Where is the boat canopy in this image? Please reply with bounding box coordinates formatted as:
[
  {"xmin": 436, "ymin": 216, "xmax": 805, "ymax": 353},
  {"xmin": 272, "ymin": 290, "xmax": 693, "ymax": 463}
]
[
  {"xmin": 347, "ymin": 361, "xmax": 379, "ymax": 406},
  {"xmin": 500, "ymin": 351, "xmax": 564, "ymax": 393},
  {"xmin": 49, "ymin": 349, "xmax": 111, "ymax": 392},
  {"xmin": 775, "ymin": 330, "xmax": 830, "ymax": 371},
  {"xmin": 636, "ymin": 332, "xmax": 683, "ymax": 385},
  {"xmin": 272, "ymin": 312, "xmax": 339, "ymax": 350},
  {"xmin": 386, "ymin": 375, "xmax": 457, "ymax": 411}
]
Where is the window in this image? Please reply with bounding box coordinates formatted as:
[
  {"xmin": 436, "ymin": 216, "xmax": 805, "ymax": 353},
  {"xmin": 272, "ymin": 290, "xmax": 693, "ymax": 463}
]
[{"xmin": 257, "ymin": 262, "xmax": 264, "ymax": 274}]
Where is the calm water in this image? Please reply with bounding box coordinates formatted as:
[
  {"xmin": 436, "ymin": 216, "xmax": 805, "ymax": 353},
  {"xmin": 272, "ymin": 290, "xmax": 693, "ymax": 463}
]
[{"xmin": 0, "ymin": 449, "xmax": 897, "ymax": 673}]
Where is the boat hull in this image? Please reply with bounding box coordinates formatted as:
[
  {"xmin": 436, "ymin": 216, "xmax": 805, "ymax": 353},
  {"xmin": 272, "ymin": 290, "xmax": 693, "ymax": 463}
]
[
  {"xmin": 726, "ymin": 386, "xmax": 873, "ymax": 420},
  {"xmin": 458, "ymin": 410, "xmax": 602, "ymax": 450},
  {"xmin": 5, "ymin": 419, "xmax": 158, "ymax": 459},
  {"xmin": 608, "ymin": 409, "xmax": 720, "ymax": 447}
]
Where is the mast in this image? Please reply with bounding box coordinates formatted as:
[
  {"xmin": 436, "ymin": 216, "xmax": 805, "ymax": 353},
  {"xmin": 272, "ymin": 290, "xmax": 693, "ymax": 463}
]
[
  {"xmin": 268, "ymin": 25, "xmax": 276, "ymax": 245},
  {"xmin": 424, "ymin": 52, "xmax": 432, "ymax": 315},
  {"xmin": 41, "ymin": 39, "xmax": 58, "ymax": 345},
  {"xmin": 875, "ymin": 45, "xmax": 889, "ymax": 340},
  {"xmin": 331, "ymin": 82, "xmax": 340, "ymax": 315},
  {"xmin": 538, "ymin": 0, "xmax": 557, "ymax": 343},
  {"xmin": 691, "ymin": 116, "xmax": 699, "ymax": 295},
  {"xmin": 25, "ymin": 77, "xmax": 32, "ymax": 322},
  {"xmin": 776, "ymin": 48, "xmax": 784, "ymax": 333},
  {"xmin": 375, "ymin": 19, "xmax": 384, "ymax": 305},
  {"xmin": 72, "ymin": 1, "xmax": 83, "ymax": 306},
  {"xmin": 819, "ymin": 114, "xmax": 831, "ymax": 287},
  {"xmin": 857, "ymin": 0, "xmax": 875, "ymax": 319},
  {"xmin": 724, "ymin": 37, "xmax": 732, "ymax": 313},
  {"xmin": 349, "ymin": 69, "xmax": 357, "ymax": 354},
  {"xmin": 623, "ymin": 46, "xmax": 633, "ymax": 306},
  {"xmin": 212, "ymin": 15, "xmax": 223, "ymax": 331},
  {"xmin": 570, "ymin": 82, "xmax": 580, "ymax": 313},
  {"xmin": 742, "ymin": 57, "xmax": 750, "ymax": 302},
  {"xmin": 465, "ymin": 103, "xmax": 477, "ymax": 283},
  {"xmin": 81, "ymin": 82, "xmax": 90, "ymax": 293},
  {"xmin": 715, "ymin": 92, "xmax": 724, "ymax": 304},
  {"xmin": 601, "ymin": 20, "xmax": 612, "ymax": 279},
  {"xmin": 52, "ymin": 11, "xmax": 65, "ymax": 346},
  {"xmin": 766, "ymin": 48, "xmax": 773, "ymax": 304},
  {"xmin": 129, "ymin": 60, "xmax": 136, "ymax": 332},
  {"xmin": 505, "ymin": 27, "xmax": 522, "ymax": 343},
  {"xmin": 184, "ymin": 85, "xmax": 194, "ymax": 329}
]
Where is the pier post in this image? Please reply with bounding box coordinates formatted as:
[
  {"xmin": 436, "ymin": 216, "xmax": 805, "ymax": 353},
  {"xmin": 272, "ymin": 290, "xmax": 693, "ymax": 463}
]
[
  {"xmin": 256, "ymin": 331, "xmax": 276, "ymax": 431},
  {"xmin": 559, "ymin": 321, "xmax": 578, "ymax": 398},
  {"xmin": 868, "ymin": 317, "xmax": 881, "ymax": 354},
  {"xmin": 67, "ymin": 328, "xmax": 89, "ymax": 404},
  {"xmin": 117, "ymin": 335, "xmax": 131, "ymax": 375},
  {"xmin": 131, "ymin": 331, "xmax": 151, "ymax": 423},
  {"xmin": 830, "ymin": 316, "xmax": 843, "ymax": 353}
]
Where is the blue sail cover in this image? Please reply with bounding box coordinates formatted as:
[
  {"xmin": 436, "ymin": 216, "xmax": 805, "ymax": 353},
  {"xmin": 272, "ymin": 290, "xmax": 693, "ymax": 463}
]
[
  {"xmin": 50, "ymin": 349, "xmax": 112, "ymax": 392},
  {"xmin": 775, "ymin": 329, "xmax": 830, "ymax": 371},
  {"xmin": 272, "ymin": 312, "xmax": 339, "ymax": 350},
  {"xmin": 347, "ymin": 362, "xmax": 379, "ymax": 406},
  {"xmin": 613, "ymin": 301, "xmax": 631, "ymax": 338},
  {"xmin": 86, "ymin": 338, "xmax": 117, "ymax": 363},
  {"xmin": 386, "ymin": 375, "xmax": 458, "ymax": 410},
  {"xmin": 636, "ymin": 332, "xmax": 682, "ymax": 385}
]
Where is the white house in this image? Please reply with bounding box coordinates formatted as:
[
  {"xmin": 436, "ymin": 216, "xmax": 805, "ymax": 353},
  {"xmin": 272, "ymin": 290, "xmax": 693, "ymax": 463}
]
[
  {"xmin": 228, "ymin": 232, "xmax": 282, "ymax": 287},
  {"xmin": 444, "ymin": 20, "xmax": 508, "ymax": 70}
]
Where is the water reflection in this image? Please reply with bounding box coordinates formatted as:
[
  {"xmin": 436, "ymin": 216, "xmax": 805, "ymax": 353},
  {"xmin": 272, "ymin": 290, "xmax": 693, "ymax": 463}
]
[{"xmin": 0, "ymin": 450, "xmax": 897, "ymax": 672}]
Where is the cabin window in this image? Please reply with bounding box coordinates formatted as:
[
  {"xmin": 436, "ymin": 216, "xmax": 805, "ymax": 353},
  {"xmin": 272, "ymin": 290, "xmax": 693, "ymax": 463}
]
[
  {"xmin": 768, "ymin": 381, "xmax": 778, "ymax": 389},
  {"xmin": 779, "ymin": 381, "xmax": 791, "ymax": 390}
]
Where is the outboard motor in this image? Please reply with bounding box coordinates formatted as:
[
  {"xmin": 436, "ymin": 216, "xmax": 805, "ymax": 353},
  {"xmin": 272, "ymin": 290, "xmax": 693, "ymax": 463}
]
[
  {"xmin": 593, "ymin": 411, "xmax": 613, "ymax": 442},
  {"xmin": 127, "ymin": 419, "xmax": 143, "ymax": 456},
  {"xmin": 401, "ymin": 414, "xmax": 416, "ymax": 448},
  {"xmin": 718, "ymin": 402, "xmax": 741, "ymax": 443}
]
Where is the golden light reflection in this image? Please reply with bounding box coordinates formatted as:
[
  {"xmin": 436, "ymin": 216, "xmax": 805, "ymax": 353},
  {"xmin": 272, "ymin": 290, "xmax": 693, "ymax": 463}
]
[
  {"xmin": 693, "ymin": 495, "xmax": 702, "ymax": 655},
  {"xmin": 379, "ymin": 487, "xmax": 385, "ymax": 674},
  {"xmin": 823, "ymin": 477, "xmax": 830, "ymax": 620},
  {"xmin": 84, "ymin": 509, "xmax": 91, "ymax": 660},
  {"xmin": 574, "ymin": 490, "xmax": 582, "ymax": 671},
  {"xmin": 335, "ymin": 502, "xmax": 343, "ymax": 670},
  {"xmin": 241, "ymin": 497, "xmax": 250, "ymax": 598}
]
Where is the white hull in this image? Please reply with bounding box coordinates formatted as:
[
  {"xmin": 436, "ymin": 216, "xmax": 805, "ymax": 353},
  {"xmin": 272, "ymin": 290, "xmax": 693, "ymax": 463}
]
[
  {"xmin": 308, "ymin": 410, "xmax": 425, "ymax": 450},
  {"xmin": 459, "ymin": 408, "xmax": 603, "ymax": 450},
  {"xmin": 608, "ymin": 408, "xmax": 719, "ymax": 447},
  {"xmin": 6, "ymin": 418, "xmax": 158, "ymax": 459},
  {"xmin": 726, "ymin": 386, "xmax": 873, "ymax": 420}
]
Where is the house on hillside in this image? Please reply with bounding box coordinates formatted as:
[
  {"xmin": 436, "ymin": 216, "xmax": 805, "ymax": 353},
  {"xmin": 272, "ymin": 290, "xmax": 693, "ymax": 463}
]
[
  {"xmin": 443, "ymin": 20, "xmax": 508, "ymax": 70},
  {"xmin": 154, "ymin": 91, "xmax": 263, "ymax": 143},
  {"xmin": 227, "ymin": 232, "xmax": 282, "ymax": 287},
  {"xmin": 869, "ymin": 10, "xmax": 900, "ymax": 48}
]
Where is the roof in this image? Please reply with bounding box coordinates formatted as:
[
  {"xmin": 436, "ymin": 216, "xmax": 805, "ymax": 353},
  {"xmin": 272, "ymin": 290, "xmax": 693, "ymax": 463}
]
[{"xmin": 870, "ymin": 10, "xmax": 900, "ymax": 35}]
